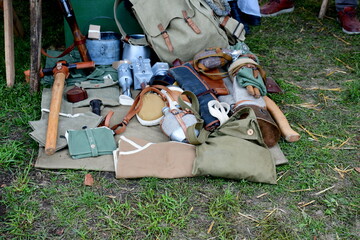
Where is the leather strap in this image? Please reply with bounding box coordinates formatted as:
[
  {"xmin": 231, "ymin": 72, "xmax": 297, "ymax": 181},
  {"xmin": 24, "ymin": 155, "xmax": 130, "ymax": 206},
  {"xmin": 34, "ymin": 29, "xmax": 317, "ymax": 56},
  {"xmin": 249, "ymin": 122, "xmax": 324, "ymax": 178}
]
[
  {"xmin": 193, "ymin": 47, "xmax": 232, "ymax": 80},
  {"xmin": 172, "ymin": 109, "xmax": 189, "ymax": 135},
  {"xmin": 111, "ymin": 86, "xmax": 169, "ymax": 135},
  {"xmin": 41, "ymin": 36, "xmax": 86, "ymax": 58},
  {"xmin": 182, "ymin": 10, "xmax": 201, "ymax": 34},
  {"xmin": 228, "ymin": 57, "xmax": 267, "ymax": 81},
  {"xmin": 98, "ymin": 111, "xmax": 115, "ymax": 128},
  {"xmin": 220, "ymin": 15, "xmax": 230, "ymax": 28},
  {"xmin": 152, "ymin": 84, "xmax": 179, "ymax": 103},
  {"xmin": 41, "ymin": 44, "xmax": 75, "ymax": 59},
  {"xmin": 158, "ymin": 24, "xmax": 174, "ymax": 52}
]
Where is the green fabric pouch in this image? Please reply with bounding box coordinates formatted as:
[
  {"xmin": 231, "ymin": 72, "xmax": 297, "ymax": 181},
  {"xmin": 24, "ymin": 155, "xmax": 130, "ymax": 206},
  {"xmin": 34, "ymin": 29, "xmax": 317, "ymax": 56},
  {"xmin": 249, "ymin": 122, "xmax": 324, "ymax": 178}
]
[
  {"xmin": 236, "ymin": 66, "xmax": 267, "ymax": 96},
  {"xmin": 192, "ymin": 107, "xmax": 277, "ymax": 184},
  {"xmin": 65, "ymin": 127, "xmax": 117, "ymax": 159}
]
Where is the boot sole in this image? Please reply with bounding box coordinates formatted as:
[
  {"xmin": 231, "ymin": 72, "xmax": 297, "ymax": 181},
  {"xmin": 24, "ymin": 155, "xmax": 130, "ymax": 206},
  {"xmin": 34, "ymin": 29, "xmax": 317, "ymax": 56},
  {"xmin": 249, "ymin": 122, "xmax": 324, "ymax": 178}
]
[
  {"xmin": 261, "ymin": 7, "xmax": 294, "ymax": 17},
  {"xmin": 337, "ymin": 17, "xmax": 360, "ymax": 34},
  {"xmin": 342, "ymin": 28, "xmax": 360, "ymax": 34}
]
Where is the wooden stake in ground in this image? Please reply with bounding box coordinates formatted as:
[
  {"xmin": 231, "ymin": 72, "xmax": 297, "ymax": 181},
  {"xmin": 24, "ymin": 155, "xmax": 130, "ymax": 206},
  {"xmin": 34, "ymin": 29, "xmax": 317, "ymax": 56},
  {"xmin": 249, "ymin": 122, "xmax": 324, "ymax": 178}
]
[
  {"xmin": 3, "ymin": 0, "xmax": 15, "ymax": 87},
  {"xmin": 30, "ymin": 0, "xmax": 42, "ymax": 92},
  {"xmin": 0, "ymin": 0, "xmax": 24, "ymax": 37},
  {"xmin": 318, "ymin": 0, "xmax": 329, "ymax": 19}
]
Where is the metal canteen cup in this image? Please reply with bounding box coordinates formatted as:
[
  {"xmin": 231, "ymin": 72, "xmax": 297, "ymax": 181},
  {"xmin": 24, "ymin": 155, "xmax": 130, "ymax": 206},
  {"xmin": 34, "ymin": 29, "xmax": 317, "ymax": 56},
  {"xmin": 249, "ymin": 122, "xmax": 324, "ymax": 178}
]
[
  {"xmin": 122, "ymin": 34, "xmax": 151, "ymax": 63},
  {"xmin": 117, "ymin": 62, "xmax": 133, "ymax": 97},
  {"xmin": 161, "ymin": 107, "xmax": 199, "ymax": 143}
]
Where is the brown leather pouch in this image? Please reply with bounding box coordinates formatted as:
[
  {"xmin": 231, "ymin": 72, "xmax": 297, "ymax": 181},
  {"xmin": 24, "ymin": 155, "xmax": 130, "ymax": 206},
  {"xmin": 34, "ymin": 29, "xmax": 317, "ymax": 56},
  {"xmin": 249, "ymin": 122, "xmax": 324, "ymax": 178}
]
[
  {"xmin": 265, "ymin": 77, "xmax": 283, "ymax": 93},
  {"xmin": 233, "ymin": 104, "xmax": 281, "ymax": 147},
  {"xmin": 198, "ymin": 68, "xmax": 229, "ymax": 96},
  {"xmin": 66, "ymin": 86, "xmax": 88, "ymax": 103}
]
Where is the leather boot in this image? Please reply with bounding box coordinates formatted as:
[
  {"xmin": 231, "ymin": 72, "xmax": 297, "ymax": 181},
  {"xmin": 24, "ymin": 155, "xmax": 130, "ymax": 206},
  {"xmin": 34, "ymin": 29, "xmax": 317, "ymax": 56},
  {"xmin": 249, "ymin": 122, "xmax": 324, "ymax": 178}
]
[
  {"xmin": 260, "ymin": 0, "xmax": 295, "ymax": 17},
  {"xmin": 337, "ymin": 7, "xmax": 360, "ymax": 34}
]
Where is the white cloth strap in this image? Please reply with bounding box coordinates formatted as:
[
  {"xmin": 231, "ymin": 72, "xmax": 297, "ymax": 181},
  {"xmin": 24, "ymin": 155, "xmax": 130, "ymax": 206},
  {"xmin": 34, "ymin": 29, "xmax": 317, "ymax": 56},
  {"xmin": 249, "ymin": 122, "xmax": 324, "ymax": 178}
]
[
  {"xmin": 41, "ymin": 108, "xmax": 83, "ymax": 118},
  {"xmin": 208, "ymin": 100, "xmax": 230, "ymax": 126}
]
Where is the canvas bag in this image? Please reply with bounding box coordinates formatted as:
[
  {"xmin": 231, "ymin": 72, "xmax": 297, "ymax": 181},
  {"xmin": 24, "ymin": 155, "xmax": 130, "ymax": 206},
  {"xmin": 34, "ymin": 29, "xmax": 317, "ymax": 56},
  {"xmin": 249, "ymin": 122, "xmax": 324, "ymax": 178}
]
[
  {"xmin": 177, "ymin": 96, "xmax": 277, "ymax": 184},
  {"xmin": 192, "ymin": 107, "xmax": 277, "ymax": 184},
  {"xmin": 114, "ymin": 0, "xmax": 229, "ymax": 64},
  {"xmin": 65, "ymin": 127, "xmax": 117, "ymax": 159}
]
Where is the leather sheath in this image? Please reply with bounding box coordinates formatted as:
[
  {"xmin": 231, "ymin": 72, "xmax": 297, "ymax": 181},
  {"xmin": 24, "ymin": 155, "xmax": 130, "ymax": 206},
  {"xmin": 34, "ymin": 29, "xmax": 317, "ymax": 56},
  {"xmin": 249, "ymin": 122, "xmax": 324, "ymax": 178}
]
[
  {"xmin": 198, "ymin": 68, "xmax": 230, "ymax": 96},
  {"xmin": 265, "ymin": 77, "xmax": 283, "ymax": 93},
  {"xmin": 66, "ymin": 86, "xmax": 88, "ymax": 103}
]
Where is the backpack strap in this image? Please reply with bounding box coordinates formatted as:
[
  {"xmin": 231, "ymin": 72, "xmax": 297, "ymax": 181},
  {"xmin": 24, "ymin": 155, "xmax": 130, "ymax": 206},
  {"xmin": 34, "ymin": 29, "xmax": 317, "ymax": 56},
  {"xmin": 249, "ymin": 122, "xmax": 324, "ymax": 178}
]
[
  {"xmin": 158, "ymin": 24, "xmax": 174, "ymax": 52},
  {"xmin": 113, "ymin": 0, "xmax": 148, "ymax": 46},
  {"xmin": 182, "ymin": 10, "xmax": 201, "ymax": 34}
]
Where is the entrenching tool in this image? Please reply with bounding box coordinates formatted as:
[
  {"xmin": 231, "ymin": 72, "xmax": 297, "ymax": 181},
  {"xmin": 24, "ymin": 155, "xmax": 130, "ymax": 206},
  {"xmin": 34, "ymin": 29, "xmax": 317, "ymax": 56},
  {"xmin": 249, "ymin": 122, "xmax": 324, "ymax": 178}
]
[
  {"xmin": 24, "ymin": 61, "xmax": 95, "ymax": 82},
  {"xmin": 57, "ymin": 0, "xmax": 91, "ymax": 62},
  {"xmin": 34, "ymin": 60, "xmax": 95, "ymax": 155}
]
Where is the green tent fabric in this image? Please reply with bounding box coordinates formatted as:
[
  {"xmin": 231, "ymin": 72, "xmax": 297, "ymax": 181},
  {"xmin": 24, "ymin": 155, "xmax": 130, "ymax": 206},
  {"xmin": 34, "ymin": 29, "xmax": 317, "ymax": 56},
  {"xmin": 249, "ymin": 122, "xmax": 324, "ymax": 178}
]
[
  {"xmin": 42, "ymin": 50, "xmax": 118, "ymax": 86},
  {"xmin": 29, "ymin": 112, "xmax": 103, "ymax": 151}
]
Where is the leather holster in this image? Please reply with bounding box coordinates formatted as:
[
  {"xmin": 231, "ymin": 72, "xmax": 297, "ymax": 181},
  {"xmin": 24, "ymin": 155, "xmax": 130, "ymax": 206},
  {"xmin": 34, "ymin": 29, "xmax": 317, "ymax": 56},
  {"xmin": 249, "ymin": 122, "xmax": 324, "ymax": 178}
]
[{"xmin": 198, "ymin": 68, "xmax": 230, "ymax": 96}]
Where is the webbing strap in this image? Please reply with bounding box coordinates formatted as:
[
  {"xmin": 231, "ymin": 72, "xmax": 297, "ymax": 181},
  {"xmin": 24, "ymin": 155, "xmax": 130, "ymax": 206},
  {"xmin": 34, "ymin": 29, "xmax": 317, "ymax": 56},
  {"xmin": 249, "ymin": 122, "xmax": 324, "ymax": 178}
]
[{"xmin": 177, "ymin": 91, "xmax": 210, "ymax": 145}]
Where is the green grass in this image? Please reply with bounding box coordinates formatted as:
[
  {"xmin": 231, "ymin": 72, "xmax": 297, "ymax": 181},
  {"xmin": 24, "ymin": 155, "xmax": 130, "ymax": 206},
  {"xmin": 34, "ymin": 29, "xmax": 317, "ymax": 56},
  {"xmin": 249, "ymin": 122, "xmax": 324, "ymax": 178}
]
[{"xmin": 1, "ymin": 0, "xmax": 359, "ymax": 239}]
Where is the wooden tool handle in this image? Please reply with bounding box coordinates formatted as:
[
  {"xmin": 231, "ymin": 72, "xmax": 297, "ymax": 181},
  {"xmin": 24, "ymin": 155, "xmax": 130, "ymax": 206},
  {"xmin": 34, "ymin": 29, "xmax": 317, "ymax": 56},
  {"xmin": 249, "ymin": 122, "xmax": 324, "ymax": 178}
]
[
  {"xmin": 45, "ymin": 73, "xmax": 66, "ymax": 155},
  {"xmin": 263, "ymin": 96, "xmax": 300, "ymax": 143},
  {"xmin": 57, "ymin": 0, "xmax": 91, "ymax": 62},
  {"xmin": 75, "ymin": 61, "xmax": 95, "ymax": 69}
]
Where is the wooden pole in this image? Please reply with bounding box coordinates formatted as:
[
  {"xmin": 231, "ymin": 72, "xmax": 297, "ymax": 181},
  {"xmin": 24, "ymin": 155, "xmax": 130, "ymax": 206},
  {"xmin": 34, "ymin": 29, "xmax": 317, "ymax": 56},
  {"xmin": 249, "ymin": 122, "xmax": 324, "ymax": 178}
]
[
  {"xmin": 4, "ymin": 0, "xmax": 15, "ymax": 87},
  {"xmin": 318, "ymin": 0, "xmax": 329, "ymax": 19},
  {"xmin": 30, "ymin": 0, "xmax": 42, "ymax": 92},
  {"xmin": 0, "ymin": 0, "xmax": 24, "ymax": 37}
]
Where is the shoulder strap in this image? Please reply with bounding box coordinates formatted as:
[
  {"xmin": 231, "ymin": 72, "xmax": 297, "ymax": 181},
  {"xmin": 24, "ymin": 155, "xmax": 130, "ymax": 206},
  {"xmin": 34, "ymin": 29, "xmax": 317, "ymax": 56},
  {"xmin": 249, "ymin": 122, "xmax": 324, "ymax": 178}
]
[
  {"xmin": 113, "ymin": 0, "xmax": 148, "ymax": 46},
  {"xmin": 111, "ymin": 86, "xmax": 167, "ymax": 134},
  {"xmin": 177, "ymin": 91, "xmax": 210, "ymax": 145},
  {"xmin": 41, "ymin": 45, "xmax": 75, "ymax": 59}
]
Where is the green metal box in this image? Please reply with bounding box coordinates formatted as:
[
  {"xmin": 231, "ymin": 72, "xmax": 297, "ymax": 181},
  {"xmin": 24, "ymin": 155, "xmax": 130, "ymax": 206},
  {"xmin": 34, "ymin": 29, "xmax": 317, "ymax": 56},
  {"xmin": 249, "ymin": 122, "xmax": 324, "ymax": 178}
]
[{"xmin": 64, "ymin": 0, "xmax": 143, "ymax": 47}]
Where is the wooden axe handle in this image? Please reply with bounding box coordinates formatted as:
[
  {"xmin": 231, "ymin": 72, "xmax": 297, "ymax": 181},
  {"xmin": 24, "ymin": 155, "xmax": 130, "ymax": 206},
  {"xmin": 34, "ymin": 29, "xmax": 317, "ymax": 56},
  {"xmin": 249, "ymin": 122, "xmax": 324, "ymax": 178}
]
[
  {"xmin": 263, "ymin": 96, "xmax": 300, "ymax": 143},
  {"xmin": 45, "ymin": 72, "xmax": 66, "ymax": 155}
]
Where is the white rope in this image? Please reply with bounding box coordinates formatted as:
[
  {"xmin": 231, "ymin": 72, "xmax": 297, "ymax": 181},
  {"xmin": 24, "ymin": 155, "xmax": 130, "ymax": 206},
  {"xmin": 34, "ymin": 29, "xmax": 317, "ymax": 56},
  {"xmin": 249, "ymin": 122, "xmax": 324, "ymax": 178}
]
[
  {"xmin": 41, "ymin": 108, "xmax": 84, "ymax": 118},
  {"xmin": 208, "ymin": 100, "xmax": 230, "ymax": 126}
]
